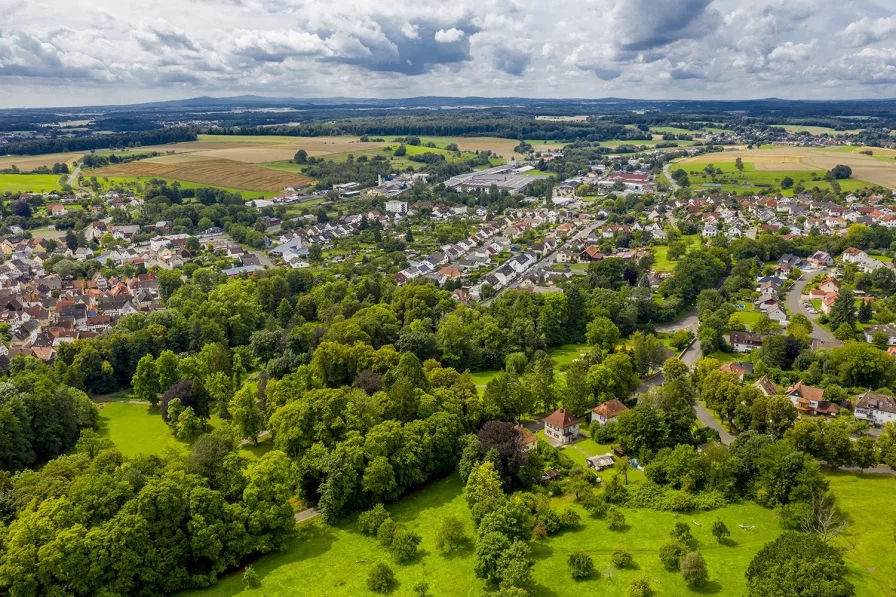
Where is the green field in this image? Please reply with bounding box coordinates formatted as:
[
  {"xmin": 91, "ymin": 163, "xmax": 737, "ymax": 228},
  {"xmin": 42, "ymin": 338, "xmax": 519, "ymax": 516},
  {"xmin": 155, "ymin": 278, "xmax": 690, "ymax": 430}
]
[
  {"xmin": 97, "ymin": 401, "xmax": 270, "ymax": 460},
  {"xmin": 652, "ymin": 234, "xmax": 701, "ymax": 272},
  {"xmin": 547, "ymin": 343, "xmax": 590, "ymax": 366},
  {"xmin": 0, "ymin": 173, "xmax": 63, "ymax": 193},
  {"xmin": 599, "ymin": 139, "xmax": 698, "ymax": 148},
  {"xmin": 180, "ymin": 468, "xmax": 896, "ymax": 597},
  {"xmin": 777, "ymin": 125, "xmax": 863, "ymax": 136},
  {"xmin": 93, "ymin": 176, "xmax": 279, "ymax": 199},
  {"xmin": 681, "ymin": 161, "xmax": 872, "ymax": 194},
  {"xmin": 650, "ymin": 127, "xmax": 699, "ymax": 135}
]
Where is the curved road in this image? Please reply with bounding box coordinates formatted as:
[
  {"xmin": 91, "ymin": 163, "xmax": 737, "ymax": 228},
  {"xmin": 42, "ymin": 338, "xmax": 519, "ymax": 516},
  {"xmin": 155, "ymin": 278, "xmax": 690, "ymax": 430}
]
[
  {"xmin": 67, "ymin": 162, "xmax": 82, "ymax": 187},
  {"xmin": 784, "ymin": 272, "xmax": 841, "ymax": 345}
]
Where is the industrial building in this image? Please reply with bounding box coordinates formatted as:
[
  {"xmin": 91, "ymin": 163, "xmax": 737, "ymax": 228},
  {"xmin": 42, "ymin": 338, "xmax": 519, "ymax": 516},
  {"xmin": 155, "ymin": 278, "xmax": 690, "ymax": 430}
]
[{"xmin": 445, "ymin": 165, "xmax": 550, "ymax": 194}]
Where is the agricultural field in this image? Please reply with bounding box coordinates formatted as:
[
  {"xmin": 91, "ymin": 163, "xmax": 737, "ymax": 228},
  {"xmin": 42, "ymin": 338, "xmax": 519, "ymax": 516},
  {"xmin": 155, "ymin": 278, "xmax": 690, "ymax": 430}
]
[
  {"xmin": 94, "ymin": 158, "xmax": 312, "ymax": 193},
  {"xmin": 681, "ymin": 146, "xmax": 896, "ymax": 189},
  {"xmin": 678, "ymin": 158, "xmax": 874, "ymax": 194},
  {"xmin": 181, "ymin": 471, "xmax": 894, "ymax": 597},
  {"xmin": 776, "ymin": 125, "xmax": 864, "ymax": 135},
  {"xmin": 0, "ymin": 173, "xmax": 63, "ymax": 193},
  {"xmin": 0, "ymin": 151, "xmax": 84, "ymax": 171},
  {"xmin": 599, "ymin": 139, "xmax": 698, "ymax": 149}
]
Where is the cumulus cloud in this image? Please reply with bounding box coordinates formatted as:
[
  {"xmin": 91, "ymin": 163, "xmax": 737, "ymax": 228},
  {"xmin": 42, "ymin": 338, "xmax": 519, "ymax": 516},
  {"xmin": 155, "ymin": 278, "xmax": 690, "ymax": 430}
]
[
  {"xmin": 842, "ymin": 16, "xmax": 896, "ymax": 47},
  {"xmin": 434, "ymin": 28, "xmax": 465, "ymax": 43}
]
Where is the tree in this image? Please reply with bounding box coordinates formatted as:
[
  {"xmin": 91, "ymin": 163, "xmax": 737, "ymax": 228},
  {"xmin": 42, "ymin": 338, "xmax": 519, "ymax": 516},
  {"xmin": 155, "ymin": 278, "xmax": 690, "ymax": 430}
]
[
  {"xmin": 800, "ymin": 489, "xmax": 848, "ymax": 543},
  {"xmin": 156, "ymin": 350, "xmax": 180, "ymax": 392},
  {"xmin": 390, "ymin": 527, "xmax": 422, "ymax": 563},
  {"xmin": 670, "ymin": 521, "xmax": 694, "ymax": 546},
  {"xmin": 133, "ymin": 354, "xmax": 160, "ymax": 405},
  {"xmin": 735, "ymin": 157, "xmax": 744, "ymax": 174},
  {"xmin": 627, "ymin": 576, "xmax": 656, "ymax": 597},
  {"xmin": 358, "ymin": 504, "xmax": 391, "ymax": 536},
  {"xmin": 781, "ymin": 176, "xmax": 794, "ymax": 189},
  {"xmin": 586, "ymin": 316, "xmax": 620, "ymax": 350},
  {"xmin": 680, "ymin": 551, "xmax": 708, "ymax": 588},
  {"xmin": 175, "ymin": 406, "xmax": 204, "ymax": 441},
  {"xmin": 567, "ymin": 550, "xmax": 595, "ymax": 580},
  {"xmin": 367, "ymin": 562, "xmax": 396, "ymax": 593},
  {"xmin": 827, "ymin": 164, "xmax": 852, "ymax": 180},
  {"xmin": 858, "ymin": 299, "xmax": 873, "ymax": 323},
  {"xmin": 464, "ymin": 461, "xmax": 506, "ymax": 525},
  {"xmin": 746, "ymin": 532, "xmax": 854, "ymax": 597},
  {"xmin": 242, "ymin": 566, "xmax": 260, "ymax": 589},
  {"xmin": 230, "ymin": 384, "xmax": 264, "ymax": 444},
  {"xmin": 294, "ymin": 149, "xmax": 308, "ymax": 164},
  {"xmin": 712, "ymin": 519, "xmax": 730, "ymax": 543},
  {"xmin": 394, "ymin": 144, "xmax": 407, "ymax": 157},
  {"xmin": 829, "ymin": 287, "xmax": 856, "ymax": 331},
  {"xmin": 659, "ymin": 540, "xmax": 686, "ymax": 570},
  {"xmin": 436, "ymin": 515, "xmax": 468, "ymax": 553},
  {"xmin": 613, "ymin": 549, "xmax": 634, "ymax": 568}
]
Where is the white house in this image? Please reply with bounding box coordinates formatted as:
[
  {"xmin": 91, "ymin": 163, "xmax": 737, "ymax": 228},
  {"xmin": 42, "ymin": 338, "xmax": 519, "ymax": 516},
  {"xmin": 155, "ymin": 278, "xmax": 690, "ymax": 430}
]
[
  {"xmin": 385, "ymin": 200, "xmax": 408, "ymax": 214},
  {"xmin": 591, "ymin": 399, "xmax": 629, "ymax": 425},
  {"xmin": 702, "ymin": 224, "xmax": 718, "ymax": 238},
  {"xmin": 864, "ymin": 325, "xmax": 896, "ymax": 346},
  {"xmin": 854, "ymin": 391, "xmax": 896, "ymax": 426},
  {"xmin": 730, "ymin": 331, "xmax": 764, "ymax": 353},
  {"xmin": 543, "ymin": 408, "xmax": 580, "ymax": 445}
]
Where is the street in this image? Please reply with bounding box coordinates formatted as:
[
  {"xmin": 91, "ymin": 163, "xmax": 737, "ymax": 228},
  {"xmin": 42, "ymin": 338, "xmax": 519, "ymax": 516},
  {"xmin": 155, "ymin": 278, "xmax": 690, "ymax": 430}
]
[{"xmin": 784, "ymin": 272, "xmax": 841, "ymax": 345}]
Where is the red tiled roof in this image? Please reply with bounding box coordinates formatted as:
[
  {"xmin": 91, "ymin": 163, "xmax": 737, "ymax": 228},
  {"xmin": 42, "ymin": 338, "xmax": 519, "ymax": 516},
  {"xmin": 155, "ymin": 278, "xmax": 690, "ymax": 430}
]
[
  {"xmin": 544, "ymin": 408, "xmax": 580, "ymax": 429},
  {"xmin": 592, "ymin": 399, "xmax": 629, "ymax": 420}
]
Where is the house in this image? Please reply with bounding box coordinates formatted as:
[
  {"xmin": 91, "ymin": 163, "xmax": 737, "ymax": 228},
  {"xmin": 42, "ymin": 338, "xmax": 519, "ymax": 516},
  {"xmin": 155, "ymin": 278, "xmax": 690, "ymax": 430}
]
[
  {"xmin": 585, "ymin": 453, "xmax": 616, "ymax": 471},
  {"xmin": 591, "ymin": 399, "xmax": 629, "ymax": 425},
  {"xmin": 48, "ymin": 203, "xmax": 66, "ymax": 217},
  {"xmin": 853, "ymin": 391, "xmax": 896, "ymax": 426},
  {"xmin": 702, "ymin": 224, "xmax": 718, "ymax": 238},
  {"xmin": 753, "ymin": 376, "xmax": 779, "ymax": 397},
  {"xmin": 808, "ymin": 251, "xmax": 833, "ymax": 267},
  {"xmin": 515, "ymin": 424, "xmax": 538, "ymax": 452},
  {"xmin": 555, "ymin": 249, "xmax": 579, "ymax": 264},
  {"xmin": 841, "ymin": 247, "xmax": 885, "ymax": 273},
  {"xmin": 766, "ymin": 305, "xmax": 788, "ymax": 324},
  {"xmin": 820, "ymin": 292, "xmax": 839, "ymax": 315},
  {"xmin": 864, "ymin": 325, "xmax": 896, "ymax": 346},
  {"xmin": 785, "ymin": 381, "xmax": 838, "ymax": 417},
  {"xmin": 579, "ymin": 246, "xmax": 604, "ymax": 262},
  {"xmin": 543, "ymin": 408, "xmax": 580, "ymax": 445},
  {"xmin": 818, "ymin": 277, "xmax": 840, "ymax": 293},
  {"xmin": 779, "ymin": 253, "xmax": 804, "ymax": 268},
  {"xmin": 730, "ymin": 331, "xmax": 764, "ymax": 352},
  {"xmin": 720, "ymin": 361, "xmax": 753, "ymax": 381},
  {"xmin": 385, "ymin": 200, "xmax": 408, "ymax": 214}
]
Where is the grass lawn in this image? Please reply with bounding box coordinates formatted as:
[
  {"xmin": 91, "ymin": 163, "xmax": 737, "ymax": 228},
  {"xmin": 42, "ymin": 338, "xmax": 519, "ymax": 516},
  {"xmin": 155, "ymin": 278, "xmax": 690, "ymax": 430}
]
[
  {"xmin": 547, "ymin": 343, "xmax": 590, "ymax": 367},
  {"xmin": 469, "ymin": 369, "xmax": 500, "ymax": 393},
  {"xmin": 730, "ymin": 310, "xmax": 763, "ymax": 329},
  {"xmin": 96, "ymin": 401, "xmax": 270, "ymax": 460},
  {"xmin": 0, "ymin": 173, "xmax": 63, "ymax": 193},
  {"xmin": 701, "ymin": 351, "xmax": 739, "ymax": 364},
  {"xmin": 652, "ymin": 234, "xmax": 701, "ymax": 272}
]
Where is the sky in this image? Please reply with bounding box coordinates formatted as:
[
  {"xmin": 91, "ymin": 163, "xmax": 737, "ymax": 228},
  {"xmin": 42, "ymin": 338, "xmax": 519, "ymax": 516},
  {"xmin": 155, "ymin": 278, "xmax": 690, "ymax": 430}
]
[{"xmin": 2, "ymin": 0, "xmax": 896, "ymax": 108}]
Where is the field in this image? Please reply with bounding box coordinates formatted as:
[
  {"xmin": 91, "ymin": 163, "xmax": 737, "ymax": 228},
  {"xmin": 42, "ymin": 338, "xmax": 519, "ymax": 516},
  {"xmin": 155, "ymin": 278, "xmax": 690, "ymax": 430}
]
[
  {"xmin": 181, "ymin": 470, "xmax": 896, "ymax": 597},
  {"xmin": 681, "ymin": 146, "xmax": 896, "ymax": 189},
  {"xmin": 651, "ymin": 234, "xmax": 702, "ymax": 272},
  {"xmin": 96, "ymin": 401, "xmax": 270, "ymax": 460},
  {"xmin": 0, "ymin": 151, "xmax": 85, "ymax": 171},
  {"xmin": 0, "ymin": 173, "xmax": 63, "ymax": 193},
  {"xmin": 94, "ymin": 159, "xmax": 312, "ymax": 193},
  {"xmin": 93, "ymin": 176, "xmax": 283, "ymax": 199},
  {"xmin": 777, "ymin": 125, "xmax": 864, "ymax": 135},
  {"xmin": 678, "ymin": 159, "xmax": 873, "ymax": 193}
]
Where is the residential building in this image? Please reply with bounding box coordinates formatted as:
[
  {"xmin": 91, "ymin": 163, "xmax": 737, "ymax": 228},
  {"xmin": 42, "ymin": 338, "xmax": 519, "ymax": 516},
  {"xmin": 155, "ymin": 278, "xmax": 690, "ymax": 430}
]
[
  {"xmin": 853, "ymin": 391, "xmax": 896, "ymax": 426},
  {"xmin": 385, "ymin": 200, "xmax": 408, "ymax": 214},
  {"xmin": 591, "ymin": 399, "xmax": 629, "ymax": 425},
  {"xmin": 864, "ymin": 325, "xmax": 896, "ymax": 345},
  {"xmin": 543, "ymin": 408, "xmax": 580, "ymax": 445},
  {"xmin": 785, "ymin": 381, "xmax": 839, "ymax": 417},
  {"xmin": 730, "ymin": 331, "xmax": 764, "ymax": 352},
  {"xmin": 515, "ymin": 424, "xmax": 538, "ymax": 452}
]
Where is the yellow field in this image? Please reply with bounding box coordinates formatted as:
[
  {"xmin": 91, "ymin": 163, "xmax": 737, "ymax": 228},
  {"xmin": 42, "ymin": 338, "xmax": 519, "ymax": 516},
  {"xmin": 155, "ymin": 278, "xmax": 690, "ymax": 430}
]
[
  {"xmin": 95, "ymin": 159, "xmax": 312, "ymax": 191},
  {"xmin": 441, "ymin": 137, "xmax": 525, "ymax": 159},
  {"xmin": 682, "ymin": 146, "xmax": 896, "ymax": 188},
  {"xmin": 0, "ymin": 152, "xmax": 84, "ymax": 171}
]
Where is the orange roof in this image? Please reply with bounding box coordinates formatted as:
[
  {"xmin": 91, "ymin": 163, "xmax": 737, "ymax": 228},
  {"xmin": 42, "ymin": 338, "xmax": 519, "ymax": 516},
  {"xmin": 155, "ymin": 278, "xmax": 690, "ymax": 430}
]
[
  {"xmin": 544, "ymin": 408, "xmax": 580, "ymax": 429},
  {"xmin": 721, "ymin": 362, "xmax": 748, "ymax": 376},
  {"xmin": 786, "ymin": 380, "xmax": 824, "ymax": 402},
  {"xmin": 514, "ymin": 424, "xmax": 537, "ymax": 445},
  {"xmin": 592, "ymin": 399, "xmax": 629, "ymax": 420}
]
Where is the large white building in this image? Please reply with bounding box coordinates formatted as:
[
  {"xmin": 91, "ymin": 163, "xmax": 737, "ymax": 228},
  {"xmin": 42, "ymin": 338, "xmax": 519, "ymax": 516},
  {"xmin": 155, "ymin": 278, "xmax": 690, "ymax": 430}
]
[
  {"xmin": 854, "ymin": 392, "xmax": 896, "ymax": 426},
  {"xmin": 385, "ymin": 200, "xmax": 408, "ymax": 214}
]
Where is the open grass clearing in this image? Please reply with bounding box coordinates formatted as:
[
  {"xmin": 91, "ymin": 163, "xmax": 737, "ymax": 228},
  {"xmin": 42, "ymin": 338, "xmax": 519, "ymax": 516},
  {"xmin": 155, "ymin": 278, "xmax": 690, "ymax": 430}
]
[
  {"xmin": 651, "ymin": 234, "xmax": 701, "ymax": 272},
  {"xmin": 0, "ymin": 173, "xmax": 63, "ymax": 193},
  {"xmin": 548, "ymin": 343, "xmax": 590, "ymax": 367},
  {"xmin": 181, "ymin": 468, "xmax": 893, "ymax": 597}
]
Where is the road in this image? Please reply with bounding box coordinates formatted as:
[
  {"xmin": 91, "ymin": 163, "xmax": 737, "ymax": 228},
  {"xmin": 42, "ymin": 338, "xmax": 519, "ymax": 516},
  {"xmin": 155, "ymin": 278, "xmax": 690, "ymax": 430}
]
[
  {"xmin": 204, "ymin": 233, "xmax": 274, "ymax": 268},
  {"xmin": 662, "ymin": 161, "xmax": 680, "ymax": 191},
  {"xmin": 67, "ymin": 163, "xmax": 82, "ymax": 187},
  {"xmin": 482, "ymin": 220, "xmax": 603, "ymax": 306},
  {"xmin": 784, "ymin": 272, "xmax": 841, "ymax": 345}
]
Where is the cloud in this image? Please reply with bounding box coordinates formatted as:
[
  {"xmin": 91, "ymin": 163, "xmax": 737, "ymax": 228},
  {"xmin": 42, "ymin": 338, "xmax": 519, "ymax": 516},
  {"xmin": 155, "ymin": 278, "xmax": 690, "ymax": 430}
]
[
  {"xmin": 841, "ymin": 16, "xmax": 896, "ymax": 47},
  {"xmin": 768, "ymin": 41, "xmax": 816, "ymax": 62},
  {"xmin": 435, "ymin": 28, "xmax": 465, "ymax": 43}
]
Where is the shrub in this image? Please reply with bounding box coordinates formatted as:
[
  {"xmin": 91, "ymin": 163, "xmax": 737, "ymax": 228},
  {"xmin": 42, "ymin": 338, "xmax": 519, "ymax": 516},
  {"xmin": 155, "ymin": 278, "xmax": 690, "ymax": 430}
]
[
  {"xmin": 567, "ymin": 550, "xmax": 595, "ymax": 580},
  {"xmin": 670, "ymin": 521, "xmax": 694, "ymax": 546},
  {"xmin": 367, "ymin": 562, "xmax": 396, "ymax": 593},
  {"xmin": 580, "ymin": 491, "xmax": 608, "ymax": 518},
  {"xmin": 358, "ymin": 504, "xmax": 390, "ymax": 536},
  {"xmin": 435, "ymin": 516, "xmax": 467, "ymax": 553},
  {"xmin": 680, "ymin": 551, "xmax": 708, "ymax": 587},
  {"xmin": 538, "ymin": 508, "xmax": 562, "ymax": 533},
  {"xmin": 658, "ymin": 540, "xmax": 687, "ymax": 570},
  {"xmin": 627, "ymin": 576, "xmax": 655, "ymax": 597},
  {"xmin": 558, "ymin": 507, "xmax": 582, "ymax": 529},
  {"xmin": 390, "ymin": 527, "xmax": 422, "ymax": 564},
  {"xmin": 612, "ymin": 549, "xmax": 634, "ymax": 569},
  {"xmin": 241, "ymin": 565, "xmax": 260, "ymax": 588},
  {"xmin": 606, "ymin": 507, "xmax": 626, "ymax": 530},
  {"xmin": 712, "ymin": 519, "xmax": 730, "ymax": 543},
  {"xmin": 377, "ymin": 518, "xmax": 397, "ymax": 546}
]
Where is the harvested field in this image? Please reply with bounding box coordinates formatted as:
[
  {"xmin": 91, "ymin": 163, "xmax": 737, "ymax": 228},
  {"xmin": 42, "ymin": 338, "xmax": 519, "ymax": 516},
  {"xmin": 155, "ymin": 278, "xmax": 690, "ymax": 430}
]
[
  {"xmin": 682, "ymin": 146, "xmax": 896, "ymax": 188},
  {"xmin": 0, "ymin": 152, "xmax": 84, "ymax": 171},
  {"xmin": 95, "ymin": 158, "xmax": 312, "ymax": 192}
]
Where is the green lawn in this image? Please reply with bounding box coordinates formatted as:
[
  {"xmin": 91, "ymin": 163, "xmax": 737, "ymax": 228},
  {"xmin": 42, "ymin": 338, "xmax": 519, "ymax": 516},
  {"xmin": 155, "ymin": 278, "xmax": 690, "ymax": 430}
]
[
  {"xmin": 0, "ymin": 173, "xmax": 63, "ymax": 193},
  {"xmin": 96, "ymin": 401, "xmax": 270, "ymax": 460},
  {"xmin": 547, "ymin": 343, "xmax": 590, "ymax": 367},
  {"xmin": 680, "ymin": 160, "xmax": 873, "ymax": 195},
  {"xmin": 94, "ymin": 176, "xmax": 278, "ymax": 199},
  {"xmin": 652, "ymin": 235, "xmax": 701, "ymax": 272},
  {"xmin": 469, "ymin": 369, "xmax": 500, "ymax": 393}
]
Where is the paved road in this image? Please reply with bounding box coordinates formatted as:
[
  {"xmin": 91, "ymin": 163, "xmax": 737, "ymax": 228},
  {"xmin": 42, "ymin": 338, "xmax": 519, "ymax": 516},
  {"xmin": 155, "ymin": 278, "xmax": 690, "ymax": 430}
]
[
  {"xmin": 67, "ymin": 163, "xmax": 82, "ymax": 187},
  {"xmin": 662, "ymin": 161, "xmax": 681, "ymax": 191},
  {"xmin": 205, "ymin": 233, "xmax": 274, "ymax": 268},
  {"xmin": 784, "ymin": 272, "xmax": 841, "ymax": 345}
]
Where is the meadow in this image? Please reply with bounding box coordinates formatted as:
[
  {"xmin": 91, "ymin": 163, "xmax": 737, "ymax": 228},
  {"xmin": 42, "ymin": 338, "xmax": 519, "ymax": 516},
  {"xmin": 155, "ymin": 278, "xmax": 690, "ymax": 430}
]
[
  {"xmin": 0, "ymin": 151, "xmax": 84, "ymax": 171},
  {"xmin": 776, "ymin": 125, "xmax": 864, "ymax": 135},
  {"xmin": 678, "ymin": 159, "xmax": 873, "ymax": 194},
  {"xmin": 180, "ymin": 470, "xmax": 895, "ymax": 597},
  {"xmin": 0, "ymin": 173, "xmax": 63, "ymax": 193},
  {"xmin": 93, "ymin": 175, "xmax": 283, "ymax": 199},
  {"xmin": 651, "ymin": 234, "xmax": 702, "ymax": 272}
]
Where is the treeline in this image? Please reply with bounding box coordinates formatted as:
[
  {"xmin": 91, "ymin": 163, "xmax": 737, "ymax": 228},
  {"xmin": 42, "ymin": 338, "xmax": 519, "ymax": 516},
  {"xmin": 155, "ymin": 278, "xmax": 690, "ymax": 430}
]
[
  {"xmin": 81, "ymin": 151, "xmax": 161, "ymax": 167},
  {"xmin": 0, "ymin": 128, "xmax": 196, "ymax": 156}
]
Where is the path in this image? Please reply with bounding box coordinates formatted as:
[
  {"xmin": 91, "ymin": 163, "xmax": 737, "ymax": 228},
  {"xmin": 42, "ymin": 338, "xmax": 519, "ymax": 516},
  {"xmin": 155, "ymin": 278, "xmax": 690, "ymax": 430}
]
[
  {"xmin": 295, "ymin": 508, "xmax": 319, "ymax": 523},
  {"xmin": 784, "ymin": 272, "xmax": 841, "ymax": 345},
  {"xmin": 67, "ymin": 162, "xmax": 82, "ymax": 187},
  {"xmin": 662, "ymin": 161, "xmax": 680, "ymax": 191}
]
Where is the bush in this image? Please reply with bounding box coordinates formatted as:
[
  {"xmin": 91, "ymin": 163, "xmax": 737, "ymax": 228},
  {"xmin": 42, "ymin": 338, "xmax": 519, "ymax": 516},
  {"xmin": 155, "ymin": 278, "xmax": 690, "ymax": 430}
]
[
  {"xmin": 627, "ymin": 576, "xmax": 655, "ymax": 597},
  {"xmin": 670, "ymin": 521, "xmax": 694, "ymax": 546},
  {"xmin": 658, "ymin": 540, "xmax": 687, "ymax": 570},
  {"xmin": 435, "ymin": 515, "xmax": 467, "ymax": 553},
  {"xmin": 377, "ymin": 518, "xmax": 397, "ymax": 546},
  {"xmin": 241, "ymin": 565, "xmax": 260, "ymax": 588},
  {"xmin": 579, "ymin": 491, "xmax": 608, "ymax": 518},
  {"xmin": 358, "ymin": 504, "xmax": 390, "ymax": 536},
  {"xmin": 567, "ymin": 550, "xmax": 595, "ymax": 580},
  {"xmin": 606, "ymin": 507, "xmax": 626, "ymax": 530},
  {"xmin": 390, "ymin": 527, "xmax": 422, "ymax": 563},
  {"xmin": 538, "ymin": 508, "xmax": 562, "ymax": 533},
  {"xmin": 612, "ymin": 549, "xmax": 634, "ymax": 569},
  {"xmin": 367, "ymin": 562, "xmax": 396, "ymax": 593},
  {"xmin": 558, "ymin": 508, "xmax": 581, "ymax": 529},
  {"xmin": 680, "ymin": 551, "xmax": 708, "ymax": 587}
]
